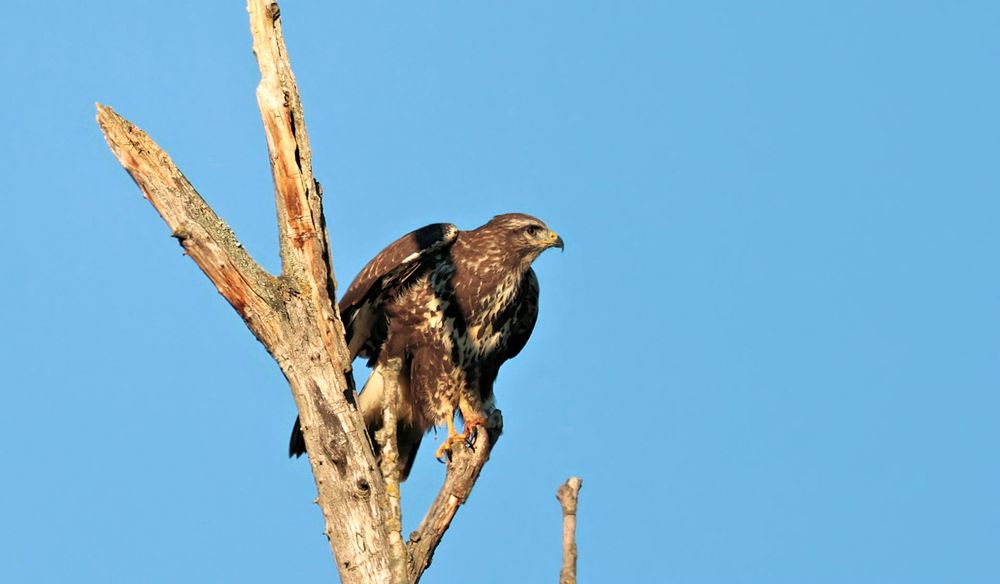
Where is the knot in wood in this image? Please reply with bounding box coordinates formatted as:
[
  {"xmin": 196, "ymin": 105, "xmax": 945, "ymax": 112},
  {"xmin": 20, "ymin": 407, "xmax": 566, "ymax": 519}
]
[
  {"xmin": 556, "ymin": 477, "xmax": 583, "ymax": 515},
  {"xmin": 170, "ymin": 227, "xmax": 191, "ymax": 245},
  {"xmin": 353, "ymin": 478, "xmax": 371, "ymax": 499}
]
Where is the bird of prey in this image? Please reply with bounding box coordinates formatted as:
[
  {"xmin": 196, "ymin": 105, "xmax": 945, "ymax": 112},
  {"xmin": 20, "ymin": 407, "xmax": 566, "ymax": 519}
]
[{"xmin": 289, "ymin": 213, "xmax": 563, "ymax": 480}]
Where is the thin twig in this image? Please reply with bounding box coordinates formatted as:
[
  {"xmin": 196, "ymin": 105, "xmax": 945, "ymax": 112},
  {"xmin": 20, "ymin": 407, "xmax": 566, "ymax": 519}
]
[
  {"xmin": 406, "ymin": 410, "xmax": 504, "ymax": 583},
  {"xmin": 556, "ymin": 477, "xmax": 583, "ymax": 584}
]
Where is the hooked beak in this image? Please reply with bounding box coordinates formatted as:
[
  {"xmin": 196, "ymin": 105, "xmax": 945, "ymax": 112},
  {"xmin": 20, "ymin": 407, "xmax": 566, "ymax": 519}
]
[{"xmin": 549, "ymin": 231, "xmax": 564, "ymax": 252}]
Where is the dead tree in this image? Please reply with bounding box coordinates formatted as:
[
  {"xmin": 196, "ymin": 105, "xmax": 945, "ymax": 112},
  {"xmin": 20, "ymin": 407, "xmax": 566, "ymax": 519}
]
[{"xmin": 97, "ymin": 2, "xmax": 580, "ymax": 583}]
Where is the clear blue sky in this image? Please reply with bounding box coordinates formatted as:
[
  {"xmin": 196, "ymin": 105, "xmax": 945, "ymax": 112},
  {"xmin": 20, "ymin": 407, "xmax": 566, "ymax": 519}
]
[{"xmin": 2, "ymin": 2, "xmax": 998, "ymax": 583}]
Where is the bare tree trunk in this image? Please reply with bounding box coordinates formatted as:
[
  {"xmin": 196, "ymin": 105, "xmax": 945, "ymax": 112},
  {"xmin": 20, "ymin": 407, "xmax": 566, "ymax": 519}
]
[{"xmin": 97, "ymin": 2, "xmax": 579, "ymax": 583}]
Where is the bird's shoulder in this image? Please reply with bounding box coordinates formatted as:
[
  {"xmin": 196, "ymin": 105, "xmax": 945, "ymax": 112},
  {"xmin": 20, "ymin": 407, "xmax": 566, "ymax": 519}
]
[{"xmin": 339, "ymin": 223, "xmax": 458, "ymax": 313}]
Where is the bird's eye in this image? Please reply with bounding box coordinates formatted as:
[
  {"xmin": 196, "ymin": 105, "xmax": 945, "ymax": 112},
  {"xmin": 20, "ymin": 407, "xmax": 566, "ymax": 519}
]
[{"xmin": 525, "ymin": 225, "xmax": 544, "ymax": 237}]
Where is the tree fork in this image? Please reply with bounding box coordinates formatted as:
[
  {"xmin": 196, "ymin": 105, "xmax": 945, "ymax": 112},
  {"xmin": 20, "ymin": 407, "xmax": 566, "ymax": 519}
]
[{"xmin": 97, "ymin": 0, "xmax": 394, "ymax": 580}]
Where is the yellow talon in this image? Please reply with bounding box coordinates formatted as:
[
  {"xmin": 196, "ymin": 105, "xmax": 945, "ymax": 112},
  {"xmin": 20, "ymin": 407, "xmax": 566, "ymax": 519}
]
[
  {"xmin": 434, "ymin": 415, "xmax": 465, "ymax": 460},
  {"xmin": 434, "ymin": 410, "xmax": 492, "ymax": 460}
]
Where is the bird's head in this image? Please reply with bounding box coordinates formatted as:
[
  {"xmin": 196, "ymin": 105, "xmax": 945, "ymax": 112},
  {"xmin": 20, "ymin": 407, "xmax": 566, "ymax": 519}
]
[{"xmin": 479, "ymin": 213, "xmax": 563, "ymax": 268}]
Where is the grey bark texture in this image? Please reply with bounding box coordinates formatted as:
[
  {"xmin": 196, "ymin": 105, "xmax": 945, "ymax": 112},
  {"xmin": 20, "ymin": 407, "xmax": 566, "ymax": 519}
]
[{"xmin": 97, "ymin": 2, "xmax": 579, "ymax": 583}]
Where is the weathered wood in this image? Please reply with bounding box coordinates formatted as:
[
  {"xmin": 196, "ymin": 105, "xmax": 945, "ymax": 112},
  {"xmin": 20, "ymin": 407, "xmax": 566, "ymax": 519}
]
[
  {"xmin": 407, "ymin": 411, "xmax": 503, "ymax": 583},
  {"xmin": 98, "ymin": 101, "xmax": 394, "ymax": 583},
  {"xmin": 375, "ymin": 358, "xmax": 409, "ymax": 584},
  {"xmin": 556, "ymin": 477, "xmax": 583, "ymax": 584},
  {"xmin": 97, "ymin": 1, "xmax": 398, "ymax": 582},
  {"xmin": 95, "ymin": 105, "xmax": 283, "ymax": 346},
  {"xmin": 247, "ymin": 0, "xmax": 344, "ymax": 362},
  {"xmin": 244, "ymin": 3, "xmax": 396, "ymax": 581}
]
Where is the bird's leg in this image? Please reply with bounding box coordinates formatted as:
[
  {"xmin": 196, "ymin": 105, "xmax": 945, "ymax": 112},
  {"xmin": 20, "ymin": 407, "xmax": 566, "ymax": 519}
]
[
  {"xmin": 434, "ymin": 413, "xmax": 466, "ymax": 461},
  {"xmin": 459, "ymin": 398, "xmax": 489, "ymax": 447}
]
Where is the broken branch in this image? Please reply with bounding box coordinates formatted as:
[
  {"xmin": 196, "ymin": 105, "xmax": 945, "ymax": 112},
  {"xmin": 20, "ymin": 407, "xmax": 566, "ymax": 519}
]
[
  {"xmin": 556, "ymin": 477, "xmax": 583, "ymax": 584},
  {"xmin": 406, "ymin": 410, "xmax": 504, "ymax": 583},
  {"xmin": 95, "ymin": 104, "xmax": 281, "ymax": 344},
  {"xmin": 247, "ymin": 0, "xmax": 348, "ymax": 367}
]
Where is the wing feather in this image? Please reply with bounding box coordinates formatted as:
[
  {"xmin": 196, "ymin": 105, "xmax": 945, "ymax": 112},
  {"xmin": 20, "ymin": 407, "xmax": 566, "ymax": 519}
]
[
  {"xmin": 339, "ymin": 223, "xmax": 458, "ymax": 359},
  {"xmin": 501, "ymin": 268, "xmax": 540, "ymax": 362}
]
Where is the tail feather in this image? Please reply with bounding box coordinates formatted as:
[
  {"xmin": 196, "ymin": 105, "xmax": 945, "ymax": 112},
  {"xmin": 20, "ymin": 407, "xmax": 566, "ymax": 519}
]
[
  {"xmin": 289, "ymin": 416, "xmax": 306, "ymax": 458},
  {"xmin": 287, "ymin": 415, "xmax": 422, "ymax": 481},
  {"xmin": 396, "ymin": 424, "xmax": 423, "ymax": 482}
]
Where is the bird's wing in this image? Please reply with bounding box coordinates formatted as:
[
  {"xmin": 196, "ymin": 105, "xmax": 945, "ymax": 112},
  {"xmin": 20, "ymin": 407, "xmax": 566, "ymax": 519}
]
[
  {"xmin": 476, "ymin": 268, "xmax": 540, "ymax": 399},
  {"xmin": 339, "ymin": 223, "xmax": 459, "ymax": 359},
  {"xmin": 501, "ymin": 267, "xmax": 541, "ymax": 361}
]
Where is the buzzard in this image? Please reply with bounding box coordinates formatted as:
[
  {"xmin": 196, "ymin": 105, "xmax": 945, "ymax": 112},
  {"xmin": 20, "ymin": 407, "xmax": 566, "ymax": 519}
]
[{"xmin": 289, "ymin": 213, "xmax": 563, "ymax": 480}]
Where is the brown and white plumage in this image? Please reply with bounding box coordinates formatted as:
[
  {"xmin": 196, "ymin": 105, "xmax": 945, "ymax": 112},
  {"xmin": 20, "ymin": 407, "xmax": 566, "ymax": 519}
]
[{"xmin": 289, "ymin": 213, "xmax": 562, "ymax": 480}]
